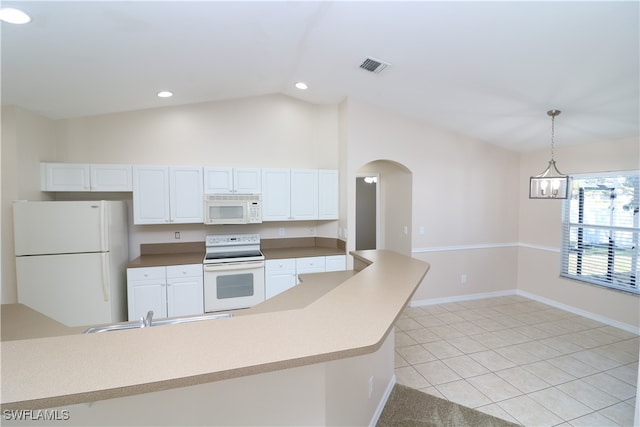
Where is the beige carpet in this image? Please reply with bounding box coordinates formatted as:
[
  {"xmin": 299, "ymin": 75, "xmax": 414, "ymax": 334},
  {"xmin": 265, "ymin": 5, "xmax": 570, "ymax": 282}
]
[{"xmin": 377, "ymin": 384, "xmax": 522, "ymax": 427}]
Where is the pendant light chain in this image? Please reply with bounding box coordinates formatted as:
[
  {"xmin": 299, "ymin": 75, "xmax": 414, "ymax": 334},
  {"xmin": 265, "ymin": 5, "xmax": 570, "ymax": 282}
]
[
  {"xmin": 547, "ymin": 109, "xmax": 561, "ymax": 162},
  {"xmin": 550, "ymin": 113, "xmax": 555, "ymax": 161}
]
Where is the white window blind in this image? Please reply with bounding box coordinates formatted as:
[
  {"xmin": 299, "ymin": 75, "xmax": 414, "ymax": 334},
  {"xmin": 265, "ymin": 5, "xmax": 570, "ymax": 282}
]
[{"xmin": 561, "ymin": 171, "xmax": 639, "ymax": 294}]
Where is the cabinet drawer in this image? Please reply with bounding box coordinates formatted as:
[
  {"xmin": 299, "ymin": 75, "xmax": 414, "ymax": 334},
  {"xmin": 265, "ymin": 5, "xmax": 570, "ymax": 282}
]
[
  {"xmin": 127, "ymin": 267, "xmax": 165, "ymax": 281},
  {"xmin": 295, "ymin": 256, "xmax": 326, "ymax": 271},
  {"xmin": 166, "ymin": 264, "xmax": 203, "ymax": 279},
  {"xmin": 266, "ymin": 258, "xmax": 296, "ymax": 273},
  {"xmin": 325, "ymin": 255, "xmax": 346, "ymax": 272}
]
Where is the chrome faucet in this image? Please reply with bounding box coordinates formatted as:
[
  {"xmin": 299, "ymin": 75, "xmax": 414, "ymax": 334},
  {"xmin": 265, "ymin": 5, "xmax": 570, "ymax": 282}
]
[{"xmin": 140, "ymin": 310, "xmax": 154, "ymax": 328}]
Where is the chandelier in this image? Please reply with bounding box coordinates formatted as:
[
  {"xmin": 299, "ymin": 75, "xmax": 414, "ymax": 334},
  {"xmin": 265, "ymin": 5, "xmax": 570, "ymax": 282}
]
[{"xmin": 529, "ymin": 110, "xmax": 571, "ymax": 199}]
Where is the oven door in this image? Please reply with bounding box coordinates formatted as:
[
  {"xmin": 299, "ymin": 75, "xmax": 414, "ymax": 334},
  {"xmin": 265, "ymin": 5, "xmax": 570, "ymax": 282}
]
[{"xmin": 203, "ymin": 261, "xmax": 265, "ymax": 312}]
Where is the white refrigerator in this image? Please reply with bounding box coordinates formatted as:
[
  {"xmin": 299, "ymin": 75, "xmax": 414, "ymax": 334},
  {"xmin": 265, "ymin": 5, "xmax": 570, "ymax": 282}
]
[{"xmin": 13, "ymin": 200, "xmax": 129, "ymax": 327}]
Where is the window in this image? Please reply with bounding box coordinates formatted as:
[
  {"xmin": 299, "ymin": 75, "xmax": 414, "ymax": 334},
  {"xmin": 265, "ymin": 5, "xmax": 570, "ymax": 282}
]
[{"xmin": 561, "ymin": 171, "xmax": 639, "ymax": 294}]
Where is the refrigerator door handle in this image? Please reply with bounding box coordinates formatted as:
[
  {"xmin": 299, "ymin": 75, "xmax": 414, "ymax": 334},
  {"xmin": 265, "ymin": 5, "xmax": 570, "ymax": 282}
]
[
  {"xmin": 101, "ymin": 253, "xmax": 110, "ymax": 302},
  {"xmin": 98, "ymin": 201, "xmax": 108, "ymax": 251}
]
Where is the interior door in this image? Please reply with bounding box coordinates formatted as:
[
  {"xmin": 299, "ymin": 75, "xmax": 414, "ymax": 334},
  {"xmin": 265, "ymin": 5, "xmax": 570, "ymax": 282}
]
[{"xmin": 356, "ymin": 177, "xmax": 377, "ymax": 250}]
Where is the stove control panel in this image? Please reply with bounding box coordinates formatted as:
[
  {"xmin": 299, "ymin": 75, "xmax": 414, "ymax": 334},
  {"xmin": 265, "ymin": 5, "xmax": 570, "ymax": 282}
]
[{"xmin": 205, "ymin": 233, "xmax": 261, "ymax": 247}]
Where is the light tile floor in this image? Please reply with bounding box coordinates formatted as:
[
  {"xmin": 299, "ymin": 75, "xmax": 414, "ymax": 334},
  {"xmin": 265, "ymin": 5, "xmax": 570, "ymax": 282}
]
[{"xmin": 394, "ymin": 295, "xmax": 639, "ymax": 426}]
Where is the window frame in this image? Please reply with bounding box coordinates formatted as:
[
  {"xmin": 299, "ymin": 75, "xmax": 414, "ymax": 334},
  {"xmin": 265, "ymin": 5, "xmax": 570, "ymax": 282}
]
[{"xmin": 560, "ymin": 170, "xmax": 639, "ymax": 295}]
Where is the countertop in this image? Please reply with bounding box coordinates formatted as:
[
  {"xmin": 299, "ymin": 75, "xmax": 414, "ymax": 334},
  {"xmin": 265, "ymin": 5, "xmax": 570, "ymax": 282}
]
[
  {"xmin": 1, "ymin": 305, "xmax": 85, "ymax": 341},
  {"xmin": 126, "ymin": 238, "xmax": 345, "ymax": 268},
  {"xmin": 1, "ymin": 249, "xmax": 429, "ymax": 410}
]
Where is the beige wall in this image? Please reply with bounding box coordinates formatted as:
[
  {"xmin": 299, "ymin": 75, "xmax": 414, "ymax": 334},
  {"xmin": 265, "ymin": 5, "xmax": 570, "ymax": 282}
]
[
  {"xmin": 518, "ymin": 137, "xmax": 640, "ymax": 328},
  {"xmin": 342, "ymin": 98, "xmax": 521, "ymax": 302},
  {"xmin": 1, "ymin": 106, "xmax": 57, "ymax": 303},
  {"xmin": 57, "ymin": 94, "xmax": 339, "ymax": 168}
]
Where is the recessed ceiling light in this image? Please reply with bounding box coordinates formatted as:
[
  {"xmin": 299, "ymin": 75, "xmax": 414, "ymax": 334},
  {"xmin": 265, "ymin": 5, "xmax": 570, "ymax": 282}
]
[
  {"xmin": 0, "ymin": 8, "xmax": 31, "ymax": 24},
  {"xmin": 295, "ymin": 82, "xmax": 308, "ymax": 90},
  {"xmin": 157, "ymin": 91, "xmax": 173, "ymax": 98}
]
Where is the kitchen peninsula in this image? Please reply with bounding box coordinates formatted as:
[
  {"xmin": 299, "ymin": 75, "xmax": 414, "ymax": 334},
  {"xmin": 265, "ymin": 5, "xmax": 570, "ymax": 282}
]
[{"xmin": 1, "ymin": 250, "xmax": 430, "ymax": 426}]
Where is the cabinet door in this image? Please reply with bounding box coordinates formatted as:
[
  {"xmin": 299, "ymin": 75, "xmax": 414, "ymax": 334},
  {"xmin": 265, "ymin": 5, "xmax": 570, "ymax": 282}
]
[
  {"xmin": 166, "ymin": 264, "xmax": 204, "ymax": 317},
  {"xmin": 261, "ymin": 168, "xmax": 291, "ymax": 221},
  {"xmin": 318, "ymin": 169, "xmax": 338, "ymax": 220},
  {"xmin": 167, "ymin": 278, "xmax": 204, "ymax": 317},
  {"xmin": 204, "ymin": 167, "xmax": 234, "ymax": 194},
  {"xmin": 234, "ymin": 168, "xmax": 262, "ymax": 193},
  {"xmin": 42, "ymin": 163, "xmax": 91, "ymax": 192},
  {"xmin": 127, "ymin": 267, "xmax": 167, "ymax": 321},
  {"xmin": 325, "ymin": 255, "xmax": 346, "ymax": 272},
  {"xmin": 133, "ymin": 166, "xmax": 170, "ymax": 224},
  {"xmin": 170, "ymin": 167, "xmax": 203, "ymax": 223},
  {"xmin": 90, "ymin": 164, "xmax": 133, "ymax": 191},
  {"xmin": 295, "ymin": 256, "xmax": 325, "ymax": 283},
  {"xmin": 291, "ymin": 169, "xmax": 318, "ymax": 220},
  {"xmin": 265, "ymin": 259, "xmax": 297, "ymax": 299}
]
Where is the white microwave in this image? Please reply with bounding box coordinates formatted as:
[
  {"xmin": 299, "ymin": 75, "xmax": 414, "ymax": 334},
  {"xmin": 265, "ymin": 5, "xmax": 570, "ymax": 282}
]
[{"xmin": 204, "ymin": 194, "xmax": 262, "ymax": 225}]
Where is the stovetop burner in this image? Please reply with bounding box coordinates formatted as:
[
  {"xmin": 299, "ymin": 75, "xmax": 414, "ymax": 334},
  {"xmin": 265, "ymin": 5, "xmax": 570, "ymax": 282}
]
[{"xmin": 203, "ymin": 233, "xmax": 264, "ymax": 264}]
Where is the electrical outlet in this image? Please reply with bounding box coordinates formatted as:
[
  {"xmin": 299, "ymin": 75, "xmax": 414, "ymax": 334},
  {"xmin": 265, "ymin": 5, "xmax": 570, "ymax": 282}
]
[
  {"xmin": 309, "ymin": 227, "xmax": 315, "ymax": 235},
  {"xmin": 460, "ymin": 274, "xmax": 467, "ymax": 284},
  {"xmin": 174, "ymin": 232, "xmax": 180, "ymax": 240},
  {"xmin": 278, "ymin": 227, "xmax": 285, "ymax": 236}
]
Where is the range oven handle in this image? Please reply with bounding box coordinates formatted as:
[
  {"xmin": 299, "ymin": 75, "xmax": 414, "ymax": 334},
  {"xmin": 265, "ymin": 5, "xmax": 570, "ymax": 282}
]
[{"xmin": 203, "ymin": 261, "xmax": 265, "ymax": 272}]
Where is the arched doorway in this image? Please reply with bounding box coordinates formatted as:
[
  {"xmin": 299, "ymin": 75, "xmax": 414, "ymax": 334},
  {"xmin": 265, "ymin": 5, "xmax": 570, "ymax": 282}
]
[{"xmin": 355, "ymin": 160, "xmax": 412, "ymax": 256}]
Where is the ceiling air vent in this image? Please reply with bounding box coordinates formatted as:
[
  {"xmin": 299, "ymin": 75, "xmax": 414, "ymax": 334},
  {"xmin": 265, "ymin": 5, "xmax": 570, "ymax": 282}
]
[{"xmin": 359, "ymin": 57, "xmax": 390, "ymax": 74}]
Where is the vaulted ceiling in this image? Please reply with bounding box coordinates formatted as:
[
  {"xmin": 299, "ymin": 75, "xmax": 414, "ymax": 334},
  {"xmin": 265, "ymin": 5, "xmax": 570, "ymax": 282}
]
[{"xmin": 2, "ymin": 1, "xmax": 638, "ymax": 152}]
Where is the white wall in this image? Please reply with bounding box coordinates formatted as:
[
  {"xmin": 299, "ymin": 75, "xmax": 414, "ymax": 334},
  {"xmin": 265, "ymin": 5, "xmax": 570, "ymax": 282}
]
[{"xmin": 518, "ymin": 137, "xmax": 640, "ymax": 329}]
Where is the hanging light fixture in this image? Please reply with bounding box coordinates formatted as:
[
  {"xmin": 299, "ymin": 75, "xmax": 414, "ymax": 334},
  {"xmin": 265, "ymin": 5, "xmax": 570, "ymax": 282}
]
[{"xmin": 529, "ymin": 109, "xmax": 571, "ymax": 199}]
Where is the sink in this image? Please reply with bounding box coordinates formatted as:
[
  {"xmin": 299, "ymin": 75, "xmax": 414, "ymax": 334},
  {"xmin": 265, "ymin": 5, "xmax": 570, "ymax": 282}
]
[
  {"xmin": 83, "ymin": 312, "xmax": 232, "ymax": 334},
  {"xmin": 152, "ymin": 313, "xmax": 232, "ymax": 326}
]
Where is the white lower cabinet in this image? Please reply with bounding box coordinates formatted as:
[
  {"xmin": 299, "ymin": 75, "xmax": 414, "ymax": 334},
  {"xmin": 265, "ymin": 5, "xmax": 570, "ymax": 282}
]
[
  {"xmin": 265, "ymin": 255, "xmax": 346, "ymax": 300},
  {"xmin": 325, "ymin": 255, "xmax": 347, "ymax": 272},
  {"xmin": 127, "ymin": 264, "xmax": 204, "ymax": 321},
  {"xmin": 295, "ymin": 256, "xmax": 325, "ymax": 283},
  {"xmin": 265, "ymin": 259, "xmax": 297, "ymax": 299}
]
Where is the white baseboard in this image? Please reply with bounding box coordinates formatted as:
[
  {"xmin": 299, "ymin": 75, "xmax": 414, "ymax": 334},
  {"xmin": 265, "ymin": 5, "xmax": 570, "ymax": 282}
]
[
  {"xmin": 369, "ymin": 374, "xmax": 396, "ymax": 427},
  {"xmin": 516, "ymin": 290, "xmax": 640, "ymax": 335},
  {"xmin": 410, "ymin": 290, "xmax": 517, "ymax": 307},
  {"xmin": 410, "ymin": 290, "xmax": 639, "ymax": 335}
]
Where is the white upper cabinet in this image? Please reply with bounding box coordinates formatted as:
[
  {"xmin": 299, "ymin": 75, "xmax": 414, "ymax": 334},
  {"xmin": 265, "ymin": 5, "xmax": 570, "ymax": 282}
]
[
  {"xmin": 43, "ymin": 162, "xmax": 338, "ymax": 224},
  {"xmin": 90, "ymin": 164, "xmax": 132, "ymax": 191},
  {"xmin": 204, "ymin": 167, "xmax": 261, "ymax": 194},
  {"xmin": 41, "ymin": 162, "xmax": 132, "ymax": 192},
  {"xmin": 41, "ymin": 163, "xmax": 91, "ymax": 192},
  {"xmin": 204, "ymin": 167, "xmax": 233, "ymax": 193},
  {"xmin": 318, "ymin": 169, "xmax": 338, "ymax": 220},
  {"xmin": 133, "ymin": 166, "xmax": 171, "ymax": 224},
  {"xmin": 262, "ymin": 168, "xmax": 337, "ymax": 221},
  {"xmin": 261, "ymin": 168, "xmax": 292, "ymax": 221},
  {"xmin": 290, "ymin": 169, "xmax": 318, "ymax": 221},
  {"xmin": 234, "ymin": 168, "xmax": 262, "ymax": 193},
  {"xmin": 133, "ymin": 166, "xmax": 203, "ymax": 224},
  {"xmin": 170, "ymin": 167, "xmax": 204, "ymax": 223}
]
